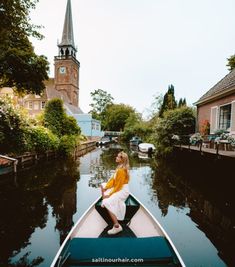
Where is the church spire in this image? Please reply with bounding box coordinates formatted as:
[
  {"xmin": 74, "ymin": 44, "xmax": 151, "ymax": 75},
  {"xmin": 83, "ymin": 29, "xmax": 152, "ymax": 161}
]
[{"xmin": 58, "ymin": 0, "xmax": 77, "ymax": 58}]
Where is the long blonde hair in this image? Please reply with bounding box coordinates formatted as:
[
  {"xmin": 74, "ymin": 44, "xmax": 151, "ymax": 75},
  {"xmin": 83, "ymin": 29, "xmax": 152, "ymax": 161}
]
[{"xmin": 117, "ymin": 151, "xmax": 130, "ymax": 178}]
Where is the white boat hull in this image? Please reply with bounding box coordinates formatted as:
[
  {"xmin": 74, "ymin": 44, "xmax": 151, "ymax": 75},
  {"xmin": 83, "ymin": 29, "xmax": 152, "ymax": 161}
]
[
  {"xmin": 50, "ymin": 193, "xmax": 185, "ymax": 267},
  {"xmin": 138, "ymin": 143, "xmax": 156, "ymax": 153}
]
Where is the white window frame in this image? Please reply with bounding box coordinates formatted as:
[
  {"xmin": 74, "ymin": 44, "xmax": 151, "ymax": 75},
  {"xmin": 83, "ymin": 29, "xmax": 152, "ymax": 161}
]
[
  {"xmin": 218, "ymin": 102, "xmax": 232, "ymax": 131},
  {"xmin": 28, "ymin": 101, "xmax": 33, "ymax": 110},
  {"xmin": 231, "ymin": 100, "xmax": 235, "ymax": 134},
  {"xmin": 210, "ymin": 106, "xmax": 218, "ymax": 134}
]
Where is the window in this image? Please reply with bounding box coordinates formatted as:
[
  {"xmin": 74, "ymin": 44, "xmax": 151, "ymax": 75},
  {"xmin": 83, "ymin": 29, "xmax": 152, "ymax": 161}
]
[
  {"xmin": 28, "ymin": 101, "xmax": 33, "ymax": 109},
  {"xmin": 219, "ymin": 104, "xmax": 231, "ymax": 130},
  {"xmin": 34, "ymin": 102, "xmax": 39, "ymax": 110},
  {"xmin": 41, "ymin": 101, "xmax": 46, "ymax": 109}
]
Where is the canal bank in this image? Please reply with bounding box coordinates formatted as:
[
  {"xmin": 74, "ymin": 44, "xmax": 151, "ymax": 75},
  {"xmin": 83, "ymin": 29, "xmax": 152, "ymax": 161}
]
[
  {"xmin": 172, "ymin": 145, "xmax": 234, "ymax": 187},
  {"xmin": 0, "ymin": 140, "xmax": 97, "ymax": 175}
]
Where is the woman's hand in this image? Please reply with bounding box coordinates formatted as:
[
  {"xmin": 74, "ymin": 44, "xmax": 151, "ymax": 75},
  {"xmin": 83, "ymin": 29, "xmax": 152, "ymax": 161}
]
[
  {"xmin": 100, "ymin": 185, "xmax": 108, "ymax": 199},
  {"xmin": 100, "ymin": 185, "xmax": 106, "ymax": 194}
]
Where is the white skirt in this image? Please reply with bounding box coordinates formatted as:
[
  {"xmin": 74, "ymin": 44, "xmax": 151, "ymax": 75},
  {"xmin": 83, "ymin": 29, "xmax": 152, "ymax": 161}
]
[{"xmin": 101, "ymin": 183, "xmax": 129, "ymax": 221}]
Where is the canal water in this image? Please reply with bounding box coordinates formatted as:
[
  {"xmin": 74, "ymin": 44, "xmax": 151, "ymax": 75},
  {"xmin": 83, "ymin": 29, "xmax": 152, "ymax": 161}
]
[{"xmin": 0, "ymin": 144, "xmax": 234, "ymax": 267}]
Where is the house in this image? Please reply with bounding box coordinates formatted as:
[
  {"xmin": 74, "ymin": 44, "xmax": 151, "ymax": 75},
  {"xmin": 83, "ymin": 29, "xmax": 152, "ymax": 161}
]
[{"xmin": 195, "ymin": 68, "xmax": 235, "ymax": 135}]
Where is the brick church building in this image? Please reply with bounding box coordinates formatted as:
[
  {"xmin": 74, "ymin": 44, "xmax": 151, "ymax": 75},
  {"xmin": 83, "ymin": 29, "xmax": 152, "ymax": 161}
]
[{"xmin": 0, "ymin": 0, "xmax": 102, "ymax": 138}]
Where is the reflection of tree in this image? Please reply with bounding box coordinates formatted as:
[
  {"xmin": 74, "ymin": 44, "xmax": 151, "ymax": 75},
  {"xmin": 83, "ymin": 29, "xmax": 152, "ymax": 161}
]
[
  {"xmin": 44, "ymin": 158, "xmax": 80, "ymax": 244},
  {"xmin": 100, "ymin": 148, "xmax": 119, "ymax": 170},
  {"xmin": 153, "ymin": 154, "xmax": 235, "ymax": 266},
  {"xmin": 0, "ymin": 182, "xmax": 47, "ymax": 265},
  {"xmin": 88, "ymin": 165, "xmax": 113, "ymax": 188},
  {"xmin": 7, "ymin": 252, "xmax": 43, "ymax": 267},
  {"xmin": 152, "ymin": 159, "xmax": 186, "ymax": 216},
  {"xmin": 98, "ymin": 143, "xmax": 154, "ymax": 169},
  {"xmin": 87, "ymin": 149, "xmax": 116, "ymax": 188},
  {"xmin": 0, "ymin": 157, "xmax": 80, "ymax": 264},
  {"xmin": 187, "ymin": 193, "xmax": 234, "ymax": 266},
  {"xmin": 89, "ymin": 145, "xmax": 155, "ymax": 192}
]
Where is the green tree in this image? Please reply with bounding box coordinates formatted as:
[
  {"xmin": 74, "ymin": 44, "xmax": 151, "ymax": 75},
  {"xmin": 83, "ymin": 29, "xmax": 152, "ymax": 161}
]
[
  {"xmin": 122, "ymin": 113, "xmax": 141, "ymax": 141},
  {"xmin": 226, "ymin": 54, "xmax": 235, "ymax": 71},
  {"xmin": 159, "ymin": 84, "xmax": 177, "ymax": 117},
  {"xmin": 178, "ymin": 98, "xmax": 187, "ymax": 108},
  {"xmin": 89, "ymin": 89, "xmax": 114, "ymax": 124},
  {"xmin": 63, "ymin": 116, "xmax": 81, "ymax": 136},
  {"xmin": 103, "ymin": 104, "xmax": 136, "ymax": 131},
  {"xmin": 43, "ymin": 98, "xmax": 80, "ymax": 137},
  {"xmin": 0, "ymin": 0, "xmax": 49, "ymax": 94},
  {"xmin": 122, "ymin": 112, "xmax": 154, "ymax": 142},
  {"xmin": 153, "ymin": 107, "xmax": 196, "ymax": 156}
]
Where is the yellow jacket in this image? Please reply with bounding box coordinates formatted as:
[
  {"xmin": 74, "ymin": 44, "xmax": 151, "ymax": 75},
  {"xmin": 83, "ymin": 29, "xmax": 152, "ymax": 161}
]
[{"xmin": 104, "ymin": 168, "xmax": 129, "ymax": 196}]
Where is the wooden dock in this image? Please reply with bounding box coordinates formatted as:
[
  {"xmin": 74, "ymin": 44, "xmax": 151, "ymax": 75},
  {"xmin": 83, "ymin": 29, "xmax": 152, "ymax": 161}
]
[
  {"xmin": 175, "ymin": 145, "xmax": 235, "ymax": 158},
  {"xmin": 0, "ymin": 140, "xmax": 98, "ymax": 175}
]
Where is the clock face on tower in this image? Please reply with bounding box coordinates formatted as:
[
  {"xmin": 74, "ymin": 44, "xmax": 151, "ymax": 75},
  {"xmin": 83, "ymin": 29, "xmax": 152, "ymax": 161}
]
[{"xmin": 59, "ymin": 66, "xmax": 66, "ymax": 74}]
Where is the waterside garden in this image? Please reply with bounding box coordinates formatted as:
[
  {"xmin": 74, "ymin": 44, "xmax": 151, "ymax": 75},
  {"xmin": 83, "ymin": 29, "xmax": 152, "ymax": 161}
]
[{"xmin": 0, "ymin": 97, "xmax": 85, "ymax": 158}]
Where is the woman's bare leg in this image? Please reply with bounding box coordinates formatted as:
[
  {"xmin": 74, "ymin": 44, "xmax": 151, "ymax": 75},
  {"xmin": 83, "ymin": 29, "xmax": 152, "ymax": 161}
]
[{"xmin": 106, "ymin": 208, "xmax": 120, "ymax": 227}]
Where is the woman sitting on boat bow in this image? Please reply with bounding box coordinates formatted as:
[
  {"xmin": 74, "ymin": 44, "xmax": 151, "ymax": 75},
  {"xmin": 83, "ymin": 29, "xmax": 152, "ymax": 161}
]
[{"xmin": 100, "ymin": 151, "xmax": 130, "ymax": 235}]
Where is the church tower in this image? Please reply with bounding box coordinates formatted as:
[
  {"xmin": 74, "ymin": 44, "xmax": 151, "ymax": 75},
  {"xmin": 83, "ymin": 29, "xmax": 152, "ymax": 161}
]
[{"xmin": 54, "ymin": 0, "xmax": 80, "ymax": 107}]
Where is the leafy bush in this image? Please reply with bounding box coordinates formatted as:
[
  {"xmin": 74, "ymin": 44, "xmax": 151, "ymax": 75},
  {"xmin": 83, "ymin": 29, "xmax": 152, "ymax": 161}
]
[
  {"xmin": 0, "ymin": 97, "xmax": 29, "ymax": 153},
  {"xmin": 122, "ymin": 113, "xmax": 151, "ymax": 141},
  {"xmin": 0, "ymin": 98, "xmax": 61, "ymax": 155},
  {"xmin": 59, "ymin": 135, "xmax": 80, "ymax": 156},
  {"xmin": 43, "ymin": 98, "xmax": 81, "ymax": 136},
  {"xmin": 62, "ymin": 116, "xmax": 81, "ymax": 136},
  {"xmin": 43, "ymin": 98, "xmax": 66, "ymax": 136},
  {"xmin": 26, "ymin": 126, "xmax": 59, "ymax": 153},
  {"xmin": 153, "ymin": 107, "xmax": 196, "ymax": 156}
]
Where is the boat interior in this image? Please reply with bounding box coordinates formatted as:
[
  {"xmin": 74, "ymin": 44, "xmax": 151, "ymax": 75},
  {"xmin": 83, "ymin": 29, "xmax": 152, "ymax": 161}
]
[
  {"xmin": 55, "ymin": 195, "xmax": 183, "ymax": 267},
  {"xmin": 72, "ymin": 195, "xmax": 164, "ymax": 239}
]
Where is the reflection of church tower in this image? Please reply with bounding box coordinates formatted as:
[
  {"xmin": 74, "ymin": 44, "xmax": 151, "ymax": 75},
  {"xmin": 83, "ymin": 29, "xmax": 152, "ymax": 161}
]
[{"xmin": 54, "ymin": 0, "xmax": 80, "ymax": 107}]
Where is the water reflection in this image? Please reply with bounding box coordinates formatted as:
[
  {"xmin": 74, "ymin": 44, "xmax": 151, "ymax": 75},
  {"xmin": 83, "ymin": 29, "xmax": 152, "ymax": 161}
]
[
  {"xmin": 0, "ymin": 158, "xmax": 79, "ymax": 266},
  {"xmin": 0, "ymin": 145, "xmax": 234, "ymax": 267},
  {"xmin": 153, "ymin": 156, "xmax": 235, "ymax": 266}
]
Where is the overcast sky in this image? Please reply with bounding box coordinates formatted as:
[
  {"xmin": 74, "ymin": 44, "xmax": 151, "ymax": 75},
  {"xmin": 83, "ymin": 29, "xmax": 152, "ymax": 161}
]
[{"xmin": 30, "ymin": 0, "xmax": 235, "ymax": 116}]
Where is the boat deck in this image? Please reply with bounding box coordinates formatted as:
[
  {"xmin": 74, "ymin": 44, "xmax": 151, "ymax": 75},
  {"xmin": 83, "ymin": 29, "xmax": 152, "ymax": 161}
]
[
  {"xmin": 99, "ymin": 224, "xmax": 136, "ymax": 238},
  {"xmin": 73, "ymin": 195, "xmax": 163, "ymax": 238}
]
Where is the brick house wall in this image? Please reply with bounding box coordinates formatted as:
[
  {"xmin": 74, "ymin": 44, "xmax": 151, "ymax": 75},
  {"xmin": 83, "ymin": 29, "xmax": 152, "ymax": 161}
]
[{"xmin": 197, "ymin": 92, "xmax": 235, "ymax": 134}]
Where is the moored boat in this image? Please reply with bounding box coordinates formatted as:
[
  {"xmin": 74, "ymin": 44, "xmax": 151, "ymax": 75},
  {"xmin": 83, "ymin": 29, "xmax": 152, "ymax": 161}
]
[
  {"xmin": 50, "ymin": 194, "xmax": 185, "ymax": 267},
  {"xmin": 96, "ymin": 137, "xmax": 112, "ymax": 146},
  {"xmin": 130, "ymin": 136, "xmax": 142, "ymax": 146},
  {"xmin": 138, "ymin": 143, "xmax": 156, "ymax": 154}
]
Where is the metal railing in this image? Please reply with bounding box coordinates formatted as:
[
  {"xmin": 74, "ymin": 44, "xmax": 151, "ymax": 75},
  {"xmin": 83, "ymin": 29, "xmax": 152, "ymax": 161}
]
[{"xmin": 173, "ymin": 134, "xmax": 235, "ymax": 156}]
